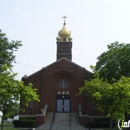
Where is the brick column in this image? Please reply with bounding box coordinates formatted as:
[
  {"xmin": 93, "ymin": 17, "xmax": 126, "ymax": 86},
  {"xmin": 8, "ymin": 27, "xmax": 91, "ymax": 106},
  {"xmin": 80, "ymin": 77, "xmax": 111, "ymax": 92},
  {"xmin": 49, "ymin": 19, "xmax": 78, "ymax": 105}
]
[{"xmin": 35, "ymin": 114, "xmax": 45, "ymax": 127}]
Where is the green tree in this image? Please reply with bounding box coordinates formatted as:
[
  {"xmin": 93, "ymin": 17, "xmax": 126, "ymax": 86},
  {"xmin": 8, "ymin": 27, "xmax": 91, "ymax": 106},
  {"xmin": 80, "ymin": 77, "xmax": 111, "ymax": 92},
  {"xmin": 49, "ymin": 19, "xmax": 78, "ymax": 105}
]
[
  {"xmin": 96, "ymin": 41, "xmax": 130, "ymax": 83},
  {"xmin": 0, "ymin": 65, "xmax": 40, "ymax": 130},
  {"xmin": 79, "ymin": 69, "xmax": 130, "ymax": 130},
  {"xmin": 0, "ymin": 30, "xmax": 22, "ymax": 69},
  {"xmin": 9, "ymin": 102, "xmax": 19, "ymax": 118}
]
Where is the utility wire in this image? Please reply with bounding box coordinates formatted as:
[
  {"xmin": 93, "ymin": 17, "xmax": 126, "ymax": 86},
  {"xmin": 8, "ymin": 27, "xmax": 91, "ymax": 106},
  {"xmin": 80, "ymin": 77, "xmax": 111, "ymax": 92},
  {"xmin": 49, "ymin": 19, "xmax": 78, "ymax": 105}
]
[{"xmin": 16, "ymin": 62, "xmax": 41, "ymax": 69}]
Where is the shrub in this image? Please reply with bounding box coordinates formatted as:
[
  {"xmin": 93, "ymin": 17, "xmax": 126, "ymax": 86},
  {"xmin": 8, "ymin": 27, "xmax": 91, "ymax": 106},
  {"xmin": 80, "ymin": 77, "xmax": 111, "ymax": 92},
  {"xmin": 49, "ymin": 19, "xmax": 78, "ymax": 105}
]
[
  {"xmin": 87, "ymin": 117, "xmax": 115, "ymax": 128},
  {"xmin": 13, "ymin": 120, "xmax": 35, "ymax": 128},
  {"xmin": 88, "ymin": 122, "xmax": 110, "ymax": 128}
]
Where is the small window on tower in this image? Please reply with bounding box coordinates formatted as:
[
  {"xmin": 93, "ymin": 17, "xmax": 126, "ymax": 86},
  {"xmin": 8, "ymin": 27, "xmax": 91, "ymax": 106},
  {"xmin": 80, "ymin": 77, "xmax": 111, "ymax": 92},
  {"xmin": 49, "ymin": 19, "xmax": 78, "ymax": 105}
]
[{"xmin": 63, "ymin": 38, "xmax": 66, "ymax": 41}]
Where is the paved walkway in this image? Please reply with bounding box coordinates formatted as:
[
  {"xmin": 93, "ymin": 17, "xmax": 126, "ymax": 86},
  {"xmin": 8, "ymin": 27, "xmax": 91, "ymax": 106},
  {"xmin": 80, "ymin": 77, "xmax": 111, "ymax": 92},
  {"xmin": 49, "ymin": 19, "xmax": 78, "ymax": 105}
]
[{"xmin": 36, "ymin": 112, "xmax": 87, "ymax": 130}]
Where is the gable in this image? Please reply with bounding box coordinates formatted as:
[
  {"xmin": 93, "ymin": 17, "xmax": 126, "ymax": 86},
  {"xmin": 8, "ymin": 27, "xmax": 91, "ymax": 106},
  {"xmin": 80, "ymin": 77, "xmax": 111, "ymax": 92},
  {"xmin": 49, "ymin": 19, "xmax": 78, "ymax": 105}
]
[
  {"xmin": 22, "ymin": 57, "xmax": 92, "ymax": 80},
  {"xmin": 43, "ymin": 57, "xmax": 92, "ymax": 73}
]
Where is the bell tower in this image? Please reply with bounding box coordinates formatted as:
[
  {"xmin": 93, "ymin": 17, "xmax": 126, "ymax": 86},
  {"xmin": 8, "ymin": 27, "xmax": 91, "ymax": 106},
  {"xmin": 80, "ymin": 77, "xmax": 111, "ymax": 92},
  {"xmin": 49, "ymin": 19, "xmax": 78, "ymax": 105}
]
[{"xmin": 56, "ymin": 16, "xmax": 72, "ymax": 61}]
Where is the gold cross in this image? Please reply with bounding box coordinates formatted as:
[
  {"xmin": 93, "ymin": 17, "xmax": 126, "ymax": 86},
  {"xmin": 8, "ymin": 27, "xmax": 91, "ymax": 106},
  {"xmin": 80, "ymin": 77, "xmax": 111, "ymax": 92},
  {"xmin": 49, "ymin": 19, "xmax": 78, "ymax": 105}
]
[{"xmin": 62, "ymin": 16, "xmax": 67, "ymax": 23}]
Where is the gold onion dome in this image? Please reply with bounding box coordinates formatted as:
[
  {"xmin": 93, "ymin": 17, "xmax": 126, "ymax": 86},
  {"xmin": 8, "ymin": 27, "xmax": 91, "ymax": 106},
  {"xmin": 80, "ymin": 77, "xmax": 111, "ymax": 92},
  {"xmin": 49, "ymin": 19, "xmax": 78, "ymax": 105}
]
[
  {"xmin": 59, "ymin": 23, "xmax": 71, "ymax": 38},
  {"xmin": 56, "ymin": 35, "xmax": 61, "ymax": 41},
  {"xmin": 68, "ymin": 36, "xmax": 72, "ymax": 41},
  {"xmin": 56, "ymin": 16, "xmax": 72, "ymax": 42}
]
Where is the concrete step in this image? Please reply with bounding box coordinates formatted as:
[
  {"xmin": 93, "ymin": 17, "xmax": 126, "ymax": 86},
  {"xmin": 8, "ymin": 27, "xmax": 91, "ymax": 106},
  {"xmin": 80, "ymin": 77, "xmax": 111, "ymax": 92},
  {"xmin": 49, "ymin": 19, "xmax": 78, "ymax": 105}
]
[
  {"xmin": 52, "ymin": 113, "xmax": 70, "ymax": 129},
  {"xmin": 37, "ymin": 112, "xmax": 87, "ymax": 130}
]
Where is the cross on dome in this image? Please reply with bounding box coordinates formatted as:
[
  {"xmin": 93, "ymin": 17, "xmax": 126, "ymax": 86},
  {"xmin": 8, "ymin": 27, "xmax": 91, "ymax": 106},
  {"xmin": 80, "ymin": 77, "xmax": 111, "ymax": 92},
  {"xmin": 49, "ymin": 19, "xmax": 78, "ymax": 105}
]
[
  {"xmin": 56, "ymin": 16, "xmax": 72, "ymax": 42},
  {"xmin": 62, "ymin": 16, "xmax": 67, "ymax": 25}
]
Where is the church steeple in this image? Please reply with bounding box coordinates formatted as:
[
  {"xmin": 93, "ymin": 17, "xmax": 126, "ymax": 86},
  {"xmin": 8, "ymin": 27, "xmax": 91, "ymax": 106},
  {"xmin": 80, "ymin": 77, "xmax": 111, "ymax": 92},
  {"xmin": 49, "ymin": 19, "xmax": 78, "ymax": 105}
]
[{"xmin": 56, "ymin": 16, "xmax": 72, "ymax": 61}]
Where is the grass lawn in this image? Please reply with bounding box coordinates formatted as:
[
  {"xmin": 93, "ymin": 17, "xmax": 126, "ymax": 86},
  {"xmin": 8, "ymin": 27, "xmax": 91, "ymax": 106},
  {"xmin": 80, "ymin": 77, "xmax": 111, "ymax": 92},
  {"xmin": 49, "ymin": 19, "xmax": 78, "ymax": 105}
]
[
  {"xmin": 3, "ymin": 128, "xmax": 18, "ymax": 130},
  {"xmin": 0, "ymin": 123, "xmax": 18, "ymax": 130}
]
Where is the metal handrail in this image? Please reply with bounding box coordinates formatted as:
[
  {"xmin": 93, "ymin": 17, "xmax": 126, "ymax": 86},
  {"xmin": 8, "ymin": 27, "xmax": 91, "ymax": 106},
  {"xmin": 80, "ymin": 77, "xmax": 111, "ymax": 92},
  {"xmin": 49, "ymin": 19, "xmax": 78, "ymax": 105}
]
[
  {"xmin": 70, "ymin": 111, "xmax": 71, "ymax": 130},
  {"xmin": 49, "ymin": 110, "xmax": 56, "ymax": 130},
  {"xmin": 49, "ymin": 124, "xmax": 52, "ymax": 130},
  {"xmin": 52, "ymin": 110, "xmax": 56, "ymax": 126}
]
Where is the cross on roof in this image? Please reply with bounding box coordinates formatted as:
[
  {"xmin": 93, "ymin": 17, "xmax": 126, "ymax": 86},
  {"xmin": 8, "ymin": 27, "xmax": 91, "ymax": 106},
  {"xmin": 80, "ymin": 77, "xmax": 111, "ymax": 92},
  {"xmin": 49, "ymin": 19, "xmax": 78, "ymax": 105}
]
[{"xmin": 62, "ymin": 16, "xmax": 67, "ymax": 24}]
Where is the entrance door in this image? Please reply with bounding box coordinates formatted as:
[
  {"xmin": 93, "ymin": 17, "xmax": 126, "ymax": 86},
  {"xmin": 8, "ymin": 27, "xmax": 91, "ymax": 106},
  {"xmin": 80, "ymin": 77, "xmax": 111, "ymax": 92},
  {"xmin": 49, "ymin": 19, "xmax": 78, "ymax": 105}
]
[
  {"xmin": 57, "ymin": 99, "xmax": 63, "ymax": 112},
  {"xmin": 64, "ymin": 99, "xmax": 70, "ymax": 112},
  {"xmin": 56, "ymin": 95, "xmax": 70, "ymax": 112}
]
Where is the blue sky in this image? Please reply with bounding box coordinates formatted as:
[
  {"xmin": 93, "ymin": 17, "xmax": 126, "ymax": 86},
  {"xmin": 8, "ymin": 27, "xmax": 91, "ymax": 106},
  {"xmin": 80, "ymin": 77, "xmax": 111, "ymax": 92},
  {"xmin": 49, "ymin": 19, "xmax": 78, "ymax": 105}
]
[{"xmin": 0, "ymin": 0, "xmax": 130, "ymax": 80}]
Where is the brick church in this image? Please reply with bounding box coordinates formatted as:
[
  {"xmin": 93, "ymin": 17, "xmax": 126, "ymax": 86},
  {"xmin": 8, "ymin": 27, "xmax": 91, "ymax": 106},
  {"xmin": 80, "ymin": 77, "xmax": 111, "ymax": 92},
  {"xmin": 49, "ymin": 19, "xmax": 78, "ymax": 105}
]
[{"xmin": 20, "ymin": 17, "xmax": 100, "ymax": 122}]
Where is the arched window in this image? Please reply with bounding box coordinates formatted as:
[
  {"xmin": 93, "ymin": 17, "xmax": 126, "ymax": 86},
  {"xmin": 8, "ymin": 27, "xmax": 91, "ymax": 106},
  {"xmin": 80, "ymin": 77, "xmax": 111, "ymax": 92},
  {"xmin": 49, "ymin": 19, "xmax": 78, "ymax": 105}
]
[{"xmin": 59, "ymin": 79, "xmax": 68, "ymax": 89}]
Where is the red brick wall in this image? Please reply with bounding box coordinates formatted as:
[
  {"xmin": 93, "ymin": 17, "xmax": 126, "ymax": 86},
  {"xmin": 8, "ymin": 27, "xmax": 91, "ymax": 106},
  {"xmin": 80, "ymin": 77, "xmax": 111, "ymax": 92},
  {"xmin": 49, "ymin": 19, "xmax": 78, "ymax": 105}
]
[
  {"xmin": 35, "ymin": 114, "xmax": 45, "ymax": 127},
  {"xmin": 20, "ymin": 58, "xmax": 95, "ymax": 115},
  {"xmin": 57, "ymin": 42, "xmax": 72, "ymax": 60},
  {"xmin": 79, "ymin": 115, "xmax": 89, "ymax": 127},
  {"xmin": 20, "ymin": 70, "xmax": 42, "ymax": 115}
]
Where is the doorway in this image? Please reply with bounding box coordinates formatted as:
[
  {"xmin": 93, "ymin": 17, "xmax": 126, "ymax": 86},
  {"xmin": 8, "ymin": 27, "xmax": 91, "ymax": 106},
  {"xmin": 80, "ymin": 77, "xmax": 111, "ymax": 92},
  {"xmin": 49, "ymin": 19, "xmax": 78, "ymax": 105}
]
[{"xmin": 56, "ymin": 95, "xmax": 70, "ymax": 112}]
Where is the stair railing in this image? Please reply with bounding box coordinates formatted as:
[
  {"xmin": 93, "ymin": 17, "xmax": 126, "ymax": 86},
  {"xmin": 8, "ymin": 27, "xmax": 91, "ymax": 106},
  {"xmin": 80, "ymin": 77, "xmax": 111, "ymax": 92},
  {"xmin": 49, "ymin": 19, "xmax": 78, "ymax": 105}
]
[
  {"xmin": 70, "ymin": 110, "xmax": 71, "ymax": 130},
  {"xmin": 49, "ymin": 110, "xmax": 56, "ymax": 130}
]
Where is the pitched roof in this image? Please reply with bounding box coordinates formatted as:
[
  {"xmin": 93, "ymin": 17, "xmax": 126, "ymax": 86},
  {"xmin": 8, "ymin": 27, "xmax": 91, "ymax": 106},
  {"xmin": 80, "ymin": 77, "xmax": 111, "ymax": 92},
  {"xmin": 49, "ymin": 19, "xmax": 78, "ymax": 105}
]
[
  {"xmin": 22, "ymin": 57, "xmax": 92, "ymax": 79},
  {"xmin": 44, "ymin": 57, "xmax": 92, "ymax": 73}
]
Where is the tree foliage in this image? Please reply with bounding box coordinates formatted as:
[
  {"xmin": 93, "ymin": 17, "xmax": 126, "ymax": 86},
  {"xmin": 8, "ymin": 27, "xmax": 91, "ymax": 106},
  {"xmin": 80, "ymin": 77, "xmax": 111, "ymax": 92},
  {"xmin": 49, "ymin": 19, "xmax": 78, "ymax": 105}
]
[
  {"xmin": 79, "ymin": 70, "xmax": 130, "ymax": 121},
  {"xmin": 0, "ymin": 30, "xmax": 22, "ymax": 69},
  {"xmin": 96, "ymin": 41, "xmax": 130, "ymax": 83},
  {"xmin": 0, "ymin": 65, "xmax": 40, "ymax": 130}
]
